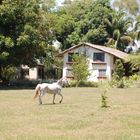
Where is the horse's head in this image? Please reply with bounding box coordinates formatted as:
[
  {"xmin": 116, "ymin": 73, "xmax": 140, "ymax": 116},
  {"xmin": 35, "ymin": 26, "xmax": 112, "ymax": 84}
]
[
  {"xmin": 62, "ymin": 77, "xmax": 70, "ymax": 87},
  {"xmin": 57, "ymin": 77, "xmax": 70, "ymax": 87}
]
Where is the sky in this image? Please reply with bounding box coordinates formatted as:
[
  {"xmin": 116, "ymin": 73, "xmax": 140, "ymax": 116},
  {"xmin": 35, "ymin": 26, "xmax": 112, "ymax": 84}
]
[{"xmin": 56, "ymin": 0, "xmax": 64, "ymax": 6}]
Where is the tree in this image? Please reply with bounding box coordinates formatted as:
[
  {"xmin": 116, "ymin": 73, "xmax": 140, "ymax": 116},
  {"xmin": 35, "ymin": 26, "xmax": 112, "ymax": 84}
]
[
  {"xmin": 129, "ymin": 54, "xmax": 140, "ymax": 69},
  {"xmin": 0, "ymin": 66, "xmax": 16, "ymax": 83},
  {"xmin": 112, "ymin": 0, "xmax": 140, "ymax": 50},
  {"xmin": 113, "ymin": 59, "xmax": 125, "ymax": 81},
  {"xmin": 0, "ymin": 0, "xmax": 54, "ymax": 82},
  {"xmin": 112, "ymin": 0, "xmax": 139, "ymax": 16},
  {"xmin": 112, "ymin": 59, "xmax": 125, "ymax": 88},
  {"xmin": 44, "ymin": 45, "xmax": 63, "ymax": 79},
  {"xmin": 104, "ymin": 11, "xmax": 133, "ymax": 51},
  {"xmin": 54, "ymin": 0, "xmax": 113, "ymax": 50},
  {"xmin": 71, "ymin": 54, "xmax": 90, "ymax": 87}
]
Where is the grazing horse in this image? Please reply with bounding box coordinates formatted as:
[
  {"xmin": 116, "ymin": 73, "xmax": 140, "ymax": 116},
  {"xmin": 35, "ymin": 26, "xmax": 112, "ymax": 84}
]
[{"xmin": 33, "ymin": 78, "xmax": 69, "ymax": 104}]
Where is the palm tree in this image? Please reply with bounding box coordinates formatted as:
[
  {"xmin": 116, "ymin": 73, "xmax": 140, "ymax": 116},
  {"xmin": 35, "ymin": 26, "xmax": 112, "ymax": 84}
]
[
  {"xmin": 133, "ymin": 21, "xmax": 140, "ymax": 40},
  {"xmin": 105, "ymin": 11, "xmax": 133, "ymax": 51}
]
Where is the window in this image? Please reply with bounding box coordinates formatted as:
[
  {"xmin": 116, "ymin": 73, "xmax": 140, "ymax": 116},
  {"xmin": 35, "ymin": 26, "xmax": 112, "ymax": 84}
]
[
  {"xmin": 99, "ymin": 69, "xmax": 106, "ymax": 77},
  {"xmin": 68, "ymin": 53, "xmax": 74, "ymax": 62},
  {"xmin": 93, "ymin": 53, "xmax": 105, "ymax": 61},
  {"xmin": 68, "ymin": 52, "xmax": 79, "ymax": 62}
]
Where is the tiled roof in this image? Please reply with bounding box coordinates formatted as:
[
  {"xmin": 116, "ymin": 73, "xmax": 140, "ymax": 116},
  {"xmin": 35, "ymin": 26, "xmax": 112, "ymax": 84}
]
[{"xmin": 57, "ymin": 42, "xmax": 128, "ymax": 60}]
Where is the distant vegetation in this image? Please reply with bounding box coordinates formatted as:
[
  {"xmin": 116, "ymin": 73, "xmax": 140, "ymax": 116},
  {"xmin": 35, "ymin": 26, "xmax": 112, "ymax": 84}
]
[{"xmin": 0, "ymin": 0, "xmax": 140, "ymax": 84}]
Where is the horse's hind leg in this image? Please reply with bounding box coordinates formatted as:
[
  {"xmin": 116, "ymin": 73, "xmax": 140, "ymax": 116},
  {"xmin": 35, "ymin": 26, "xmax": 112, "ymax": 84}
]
[{"xmin": 39, "ymin": 91, "xmax": 44, "ymax": 105}]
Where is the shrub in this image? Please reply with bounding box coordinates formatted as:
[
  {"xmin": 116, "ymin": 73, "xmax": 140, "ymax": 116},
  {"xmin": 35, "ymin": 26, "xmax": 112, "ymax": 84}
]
[
  {"xmin": 69, "ymin": 80, "xmax": 98, "ymax": 87},
  {"xmin": 1, "ymin": 66, "xmax": 16, "ymax": 83},
  {"xmin": 113, "ymin": 59, "xmax": 125, "ymax": 81},
  {"xmin": 117, "ymin": 79, "xmax": 125, "ymax": 88},
  {"xmin": 126, "ymin": 74, "xmax": 140, "ymax": 88},
  {"xmin": 110, "ymin": 74, "xmax": 140, "ymax": 88},
  {"xmin": 101, "ymin": 93, "xmax": 108, "ymax": 108},
  {"xmin": 111, "ymin": 59, "xmax": 125, "ymax": 88},
  {"xmin": 9, "ymin": 79, "xmax": 39, "ymax": 88}
]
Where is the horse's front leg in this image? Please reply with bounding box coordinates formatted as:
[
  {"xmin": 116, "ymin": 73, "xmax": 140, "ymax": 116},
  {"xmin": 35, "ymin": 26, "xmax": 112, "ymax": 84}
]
[
  {"xmin": 59, "ymin": 93, "xmax": 63, "ymax": 103},
  {"xmin": 57, "ymin": 89, "xmax": 63, "ymax": 103}
]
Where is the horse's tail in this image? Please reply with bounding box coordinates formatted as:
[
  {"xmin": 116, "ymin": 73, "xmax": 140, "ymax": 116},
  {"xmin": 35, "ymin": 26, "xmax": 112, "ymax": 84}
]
[{"xmin": 33, "ymin": 84, "xmax": 40, "ymax": 99}]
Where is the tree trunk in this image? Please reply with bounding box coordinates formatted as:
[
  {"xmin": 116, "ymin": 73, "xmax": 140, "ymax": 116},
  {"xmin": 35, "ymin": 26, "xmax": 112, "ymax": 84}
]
[{"xmin": 76, "ymin": 80, "xmax": 80, "ymax": 87}]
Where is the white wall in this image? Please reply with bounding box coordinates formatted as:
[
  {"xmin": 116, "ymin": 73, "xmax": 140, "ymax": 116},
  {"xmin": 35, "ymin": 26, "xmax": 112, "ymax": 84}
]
[{"xmin": 29, "ymin": 67, "xmax": 38, "ymax": 80}]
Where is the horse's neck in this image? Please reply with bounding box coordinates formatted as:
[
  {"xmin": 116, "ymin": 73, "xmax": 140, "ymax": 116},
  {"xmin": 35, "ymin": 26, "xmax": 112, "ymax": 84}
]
[{"xmin": 57, "ymin": 78, "xmax": 63, "ymax": 86}]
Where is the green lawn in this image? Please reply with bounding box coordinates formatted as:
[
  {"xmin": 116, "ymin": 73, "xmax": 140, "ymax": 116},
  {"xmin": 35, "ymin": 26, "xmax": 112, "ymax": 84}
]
[{"xmin": 0, "ymin": 88, "xmax": 140, "ymax": 140}]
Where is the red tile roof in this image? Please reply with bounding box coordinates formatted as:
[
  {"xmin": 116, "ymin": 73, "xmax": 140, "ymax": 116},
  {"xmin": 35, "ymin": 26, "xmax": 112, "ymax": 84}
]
[{"xmin": 57, "ymin": 42, "xmax": 128, "ymax": 60}]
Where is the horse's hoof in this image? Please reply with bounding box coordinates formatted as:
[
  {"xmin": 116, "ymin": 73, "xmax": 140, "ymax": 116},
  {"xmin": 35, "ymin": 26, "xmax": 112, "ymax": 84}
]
[
  {"xmin": 59, "ymin": 101, "xmax": 62, "ymax": 103},
  {"xmin": 53, "ymin": 102, "xmax": 55, "ymax": 104}
]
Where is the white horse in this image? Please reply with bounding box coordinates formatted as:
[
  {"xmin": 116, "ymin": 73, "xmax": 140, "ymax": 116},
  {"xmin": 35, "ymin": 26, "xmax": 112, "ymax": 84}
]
[{"xmin": 33, "ymin": 78, "xmax": 69, "ymax": 104}]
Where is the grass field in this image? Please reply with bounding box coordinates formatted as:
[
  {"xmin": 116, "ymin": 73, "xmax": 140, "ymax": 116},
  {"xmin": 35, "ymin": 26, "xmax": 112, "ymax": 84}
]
[{"xmin": 0, "ymin": 87, "xmax": 140, "ymax": 140}]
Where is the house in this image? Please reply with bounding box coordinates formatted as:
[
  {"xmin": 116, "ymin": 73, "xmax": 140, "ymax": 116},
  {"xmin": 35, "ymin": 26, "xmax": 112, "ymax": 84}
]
[
  {"xmin": 57, "ymin": 42, "xmax": 128, "ymax": 82},
  {"xmin": 16, "ymin": 64, "xmax": 44, "ymax": 80}
]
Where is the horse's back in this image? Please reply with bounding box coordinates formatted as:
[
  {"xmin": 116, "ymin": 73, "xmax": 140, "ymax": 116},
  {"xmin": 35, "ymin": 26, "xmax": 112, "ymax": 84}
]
[
  {"xmin": 37, "ymin": 82, "xmax": 61, "ymax": 94},
  {"xmin": 47, "ymin": 83, "xmax": 61, "ymax": 90}
]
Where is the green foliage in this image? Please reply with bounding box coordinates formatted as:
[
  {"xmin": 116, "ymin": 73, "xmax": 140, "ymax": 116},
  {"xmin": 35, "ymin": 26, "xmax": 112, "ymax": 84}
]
[
  {"xmin": 0, "ymin": 0, "xmax": 53, "ymax": 68},
  {"xmin": 117, "ymin": 79, "xmax": 125, "ymax": 88},
  {"xmin": 39, "ymin": 0, "xmax": 56, "ymax": 11},
  {"xmin": 110, "ymin": 74, "xmax": 140, "ymax": 88},
  {"xmin": 9, "ymin": 79, "xmax": 39, "ymax": 88},
  {"xmin": 54, "ymin": 0, "xmax": 134, "ymax": 51},
  {"xmin": 99, "ymin": 81, "xmax": 110, "ymax": 108},
  {"xmin": 122, "ymin": 74, "xmax": 140, "ymax": 88},
  {"xmin": 112, "ymin": 0, "xmax": 140, "ymax": 51},
  {"xmin": 71, "ymin": 54, "xmax": 90, "ymax": 87},
  {"xmin": 69, "ymin": 80, "xmax": 98, "ymax": 87},
  {"xmin": 83, "ymin": 26, "xmax": 108, "ymax": 45},
  {"xmin": 0, "ymin": 0, "xmax": 57, "ymax": 82},
  {"xmin": 0, "ymin": 35, "xmax": 14, "ymax": 62},
  {"xmin": 111, "ymin": 59, "xmax": 125, "ymax": 88},
  {"xmin": 0, "ymin": 65, "xmax": 16, "ymax": 82},
  {"xmin": 105, "ymin": 11, "xmax": 133, "ymax": 51},
  {"xmin": 44, "ymin": 45, "xmax": 63, "ymax": 79},
  {"xmin": 101, "ymin": 93, "xmax": 108, "ymax": 108},
  {"xmin": 129, "ymin": 54, "xmax": 140, "ymax": 68},
  {"xmin": 112, "ymin": 59, "xmax": 125, "ymax": 81},
  {"xmin": 54, "ymin": 0, "xmax": 113, "ymax": 49},
  {"xmin": 123, "ymin": 62, "xmax": 133, "ymax": 76}
]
